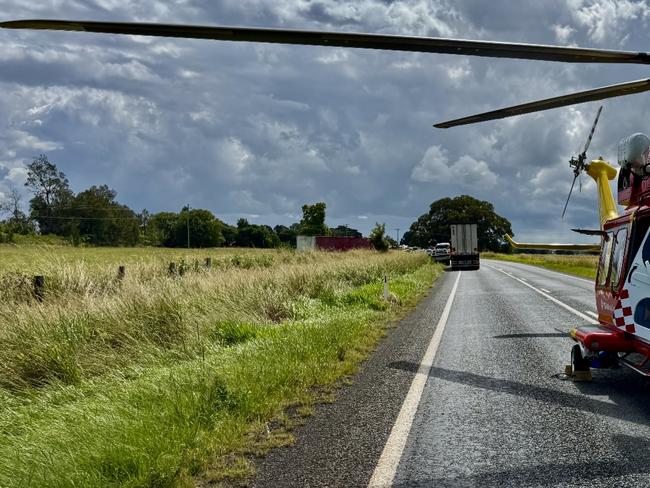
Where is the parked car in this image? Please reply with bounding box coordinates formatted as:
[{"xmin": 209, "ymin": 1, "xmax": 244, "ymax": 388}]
[{"xmin": 433, "ymin": 242, "xmax": 451, "ymax": 264}]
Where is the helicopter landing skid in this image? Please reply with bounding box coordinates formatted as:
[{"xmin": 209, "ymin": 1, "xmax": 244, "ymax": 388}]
[{"xmin": 618, "ymin": 352, "xmax": 650, "ymax": 377}]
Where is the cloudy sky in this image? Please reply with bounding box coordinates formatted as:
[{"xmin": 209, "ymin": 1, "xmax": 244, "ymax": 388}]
[{"xmin": 1, "ymin": 0, "xmax": 650, "ymax": 241}]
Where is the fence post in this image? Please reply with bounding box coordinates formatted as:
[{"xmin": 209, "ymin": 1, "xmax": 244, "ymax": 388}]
[
  {"xmin": 205, "ymin": 257, "xmax": 212, "ymax": 269},
  {"xmin": 117, "ymin": 265, "xmax": 125, "ymax": 281},
  {"xmin": 168, "ymin": 262, "xmax": 177, "ymax": 276},
  {"xmin": 33, "ymin": 275, "xmax": 45, "ymax": 302}
]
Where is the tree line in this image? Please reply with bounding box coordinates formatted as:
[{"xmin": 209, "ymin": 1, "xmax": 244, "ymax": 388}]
[
  {"xmin": 400, "ymin": 195, "xmax": 513, "ymax": 252},
  {"xmin": 0, "ymin": 155, "xmax": 367, "ymax": 248},
  {"xmin": 1, "ymin": 156, "xmax": 512, "ymax": 251}
]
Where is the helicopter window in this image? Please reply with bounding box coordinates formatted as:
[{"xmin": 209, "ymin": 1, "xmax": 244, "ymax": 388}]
[
  {"xmin": 597, "ymin": 231, "xmax": 614, "ymax": 286},
  {"xmin": 610, "ymin": 227, "xmax": 628, "ymax": 289},
  {"xmin": 634, "ymin": 298, "xmax": 650, "ymax": 329},
  {"xmin": 626, "ymin": 217, "xmax": 650, "ymax": 269},
  {"xmin": 641, "ymin": 222, "xmax": 650, "ymax": 264}
]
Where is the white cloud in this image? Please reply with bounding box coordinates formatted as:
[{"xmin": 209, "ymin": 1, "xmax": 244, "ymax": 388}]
[
  {"xmin": 411, "ymin": 145, "xmax": 498, "ymax": 188},
  {"xmin": 552, "ymin": 24, "xmax": 575, "ymax": 43},
  {"xmin": 568, "ymin": 0, "xmax": 650, "ymax": 44}
]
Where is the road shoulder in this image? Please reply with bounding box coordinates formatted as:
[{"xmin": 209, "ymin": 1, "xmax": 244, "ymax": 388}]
[{"xmin": 250, "ymin": 270, "xmax": 458, "ymax": 488}]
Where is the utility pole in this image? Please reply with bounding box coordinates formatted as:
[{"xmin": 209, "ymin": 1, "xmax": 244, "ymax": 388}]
[
  {"xmin": 186, "ymin": 204, "xmax": 191, "ymax": 249},
  {"xmin": 394, "ymin": 228, "xmax": 400, "ymax": 245}
]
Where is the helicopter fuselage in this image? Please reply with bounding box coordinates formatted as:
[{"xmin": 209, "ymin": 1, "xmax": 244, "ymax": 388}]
[{"xmin": 572, "ymin": 154, "xmax": 650, "ymax": 374}]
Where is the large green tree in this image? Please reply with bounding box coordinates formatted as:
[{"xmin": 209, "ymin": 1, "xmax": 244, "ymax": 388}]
[
  {"xmin": 25, "ymin": 155, "xmax": 74, "ymax": 235},
  {"xmin": 404, "ymin": 195, "xmax": 512, "ymax": 252},
  {"xmin": 299, "ymin": 202, "xmax": 329, "ymax": 236},
  {"xmin": 170, "ymin": 208, "xmax": 225, "ymax": 248},
  {"xmin": 71, "ymin": 185, "xmax": 139, "ymax": 246},
  {"xmin": 369, "ymin": 222, "xmax": 389, "ymax": 252}
]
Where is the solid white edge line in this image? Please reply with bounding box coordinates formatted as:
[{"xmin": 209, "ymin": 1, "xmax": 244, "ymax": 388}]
[
  {"xmin": 585, "ymin": 310, "xmax": 599, "ymax": 319},
  {"xmin": 540, "ymin": 288, "xmax": 551, "ymax": 294},
  {"xmin": 367, "ymin": 271, "xmax": 462, "ymax": 488},
  {"xmin": 485, "ymin": 264, "xmax": 595, "ymax": 323}
]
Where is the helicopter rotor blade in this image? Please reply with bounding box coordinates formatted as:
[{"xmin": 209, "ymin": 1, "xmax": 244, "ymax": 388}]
[
  {"xmin": 2, "ymin": 19, "xmax": 650, "ymax": 64},
  {"xmin": 579, "ymin": 173, "xmax": 582, "ymax": 193},
  {"xmin": 582, "ymin": 105, "xmax": 603, "ymax": 155},
  {"xmin": 562, "ymin": 174, "xmax": 578, "ymax": 219},
  {"xmin": 435, "ymin": 79, "xmax": 650, "ymax": 128}
]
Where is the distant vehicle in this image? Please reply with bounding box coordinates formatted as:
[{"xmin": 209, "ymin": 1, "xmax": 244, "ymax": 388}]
[
  {"xmin": 450, "ymin": 224, "xmax": 479, "ymax": 270},
  {"xmin": 433, "ymin": 242, "xmax": 451, "ymax": 264}
]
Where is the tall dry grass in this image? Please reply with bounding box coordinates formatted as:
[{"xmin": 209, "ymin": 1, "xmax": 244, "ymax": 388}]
[{"xmin": 0, "ymin": 250, "xmax": 426, "ymax": 390}]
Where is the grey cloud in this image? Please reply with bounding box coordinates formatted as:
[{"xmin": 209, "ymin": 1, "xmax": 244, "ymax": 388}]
[{"xmin": 1, "ymin": 0, "xmax": 649, "ymax": 239}]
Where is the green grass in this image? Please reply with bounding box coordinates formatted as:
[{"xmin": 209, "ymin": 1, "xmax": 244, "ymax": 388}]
[
  {"xmin": 482, "ymin": 252, "xmax": 598, "ymax": 279},
  {"xmin": 0, "ymin": 248, "xmax": 441, "ymax": 486}
]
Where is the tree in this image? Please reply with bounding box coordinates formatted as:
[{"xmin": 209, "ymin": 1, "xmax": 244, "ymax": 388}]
[
  {"xmin": 0, "ymin": 186, "xmax": 32, "ymax": 234},
  {"xmin": 274, "ymin": 224, "xmax": 298, "ymax": 247},
  {"xmin": 330, "ymin": 225, "xmax": 362, "ymax": 238},
  {"xmin": 369, "ymin": 222, "xmax": 389, "ymax": 252},
  {"xmin": 235, "ymin": 219, "xmax": 280, "ymax": 248},
  {"xmin": 24, "ymin": 155, "xmax": 74, "ymax": 235},
  {"xmin": 71, "ymin": 185, "xmax": 139, "ymax": 246},
  {"xmin": 170, "ymin": 208, "xmax": 225, "ymax": 248},
  {"xmin": 299, "ymin": 202, "xmax": 329, "ymax": 236},
  {"xmin": 147, "ymin": 212, "xmax": 178, "ymax": 246},
  {"xmin": 403, "ymin": 195, "xmax": 512, "ymax": 252},
  {"xmin": 221, "ymin": 222, "xmax": 237, "ymax": 246}
]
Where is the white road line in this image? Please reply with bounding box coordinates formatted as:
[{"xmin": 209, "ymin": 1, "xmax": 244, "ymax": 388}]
[
  {"xmin": 520, "ymin": 277, "xmax": 527, "ymax": 282},
  {"xmin": 585, "ymin": 310, "xmax": 599, "ymax": 319},
  {"xmin": 540, "ymin": 288, "xmax": 551, "ymax": 294},
  {"xmin": 368, "ymin": 271, "xmax": 462, "ymax": 488},
  {"xmin": 485, "ymin": 264, "xmax": 595, "ymax": 323}
]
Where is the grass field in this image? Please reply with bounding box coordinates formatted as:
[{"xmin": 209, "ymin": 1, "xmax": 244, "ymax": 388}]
[
  {"xmin": 0, "ymin": 245, "xmax": 440, "ymax": 487},
  {"xmin": 482, "ymin": 252, "xmax": 598, "ymax": 279}
]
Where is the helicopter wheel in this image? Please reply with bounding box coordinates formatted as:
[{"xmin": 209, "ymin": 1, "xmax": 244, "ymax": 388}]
[{"xmin": 571, "ymin": 344, "xmax": 590, "ymax": 372}]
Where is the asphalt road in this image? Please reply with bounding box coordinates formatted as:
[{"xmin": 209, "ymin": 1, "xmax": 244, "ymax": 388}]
[{"xmin": 252, "ymin": 259, "xmax": 650, "ymax": 488}]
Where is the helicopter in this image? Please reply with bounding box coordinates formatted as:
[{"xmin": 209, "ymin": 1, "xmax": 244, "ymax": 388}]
[{"xmin": 4, "ymin": 18, "xmax": 650, "ymax": 376}]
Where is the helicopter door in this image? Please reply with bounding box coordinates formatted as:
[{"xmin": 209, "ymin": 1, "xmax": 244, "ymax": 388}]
[{"xmin": 617, "ymin": 217, "xmax": 650, "ymax": 340}]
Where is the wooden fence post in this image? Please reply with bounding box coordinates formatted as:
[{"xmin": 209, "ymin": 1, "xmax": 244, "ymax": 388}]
[
  {"xmin": 168, "ymin": 262, "xmax": 177, "ymax": 276},
  {"xmin": 205, "ymin": 257, "xmax": 212, "ymax": 269},
  {"xmin": 33, "ymin": 275, "xmax": 45, "ymax": 302},
  {"xmin": 117, "ymin": 265, "xmax": 125, "ymax": 281}
]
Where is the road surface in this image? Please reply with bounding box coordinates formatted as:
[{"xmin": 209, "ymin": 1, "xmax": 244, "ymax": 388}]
[{"xmin": 252, "ymin": 259, "xmax": 650, "ymax": 488}]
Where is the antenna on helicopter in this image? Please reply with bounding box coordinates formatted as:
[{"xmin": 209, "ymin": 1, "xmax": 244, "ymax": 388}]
[{"xmin": 561, "ymin": 105, "xmax": 603, "ymax": 218}]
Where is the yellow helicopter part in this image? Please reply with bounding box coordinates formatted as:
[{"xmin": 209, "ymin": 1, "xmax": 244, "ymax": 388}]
[
  {"xmin": 505, "ymin": 234, "xmax": 600, "ymax": 252},
  {"xmin": 586, "ymin": 158, "xmax": 618, "ymax": 229}
]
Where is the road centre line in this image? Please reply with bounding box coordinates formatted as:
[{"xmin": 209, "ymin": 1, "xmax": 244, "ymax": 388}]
[
  {"xmin": 485, "ymin": 264, "xmax": 595, "ymax": 323},
  {"xmin": 368, "ymin": 271, "xmax": 462, "ymax": 488}
]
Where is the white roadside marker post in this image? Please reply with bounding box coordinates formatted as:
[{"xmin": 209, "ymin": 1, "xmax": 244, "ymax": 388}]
[{"xmin": 383, "ymin": 274, "xmax": 389, "ymax": 301}]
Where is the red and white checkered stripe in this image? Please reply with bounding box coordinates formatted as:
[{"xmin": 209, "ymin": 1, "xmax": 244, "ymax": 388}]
[{"xmin": 613, "ymin": 288, "xmax": 636, "ymax": 333}]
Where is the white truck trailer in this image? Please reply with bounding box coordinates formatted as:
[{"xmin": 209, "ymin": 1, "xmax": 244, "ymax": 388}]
[{"xmin": 450, "ymin": 223, "xmax": 480, "ymax": 270}]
